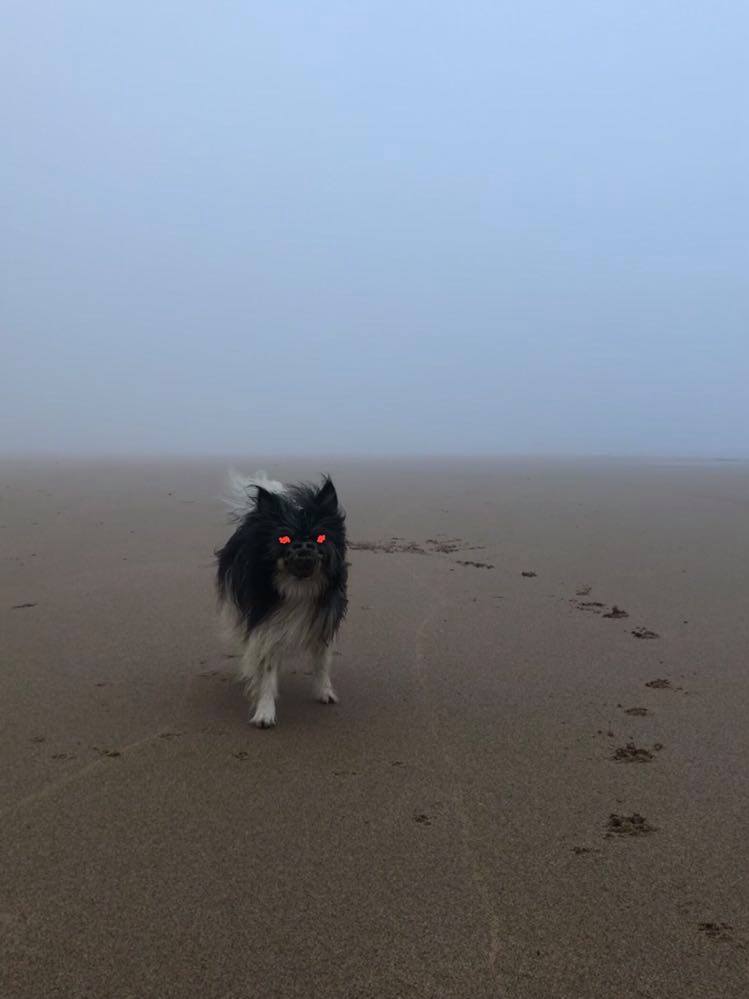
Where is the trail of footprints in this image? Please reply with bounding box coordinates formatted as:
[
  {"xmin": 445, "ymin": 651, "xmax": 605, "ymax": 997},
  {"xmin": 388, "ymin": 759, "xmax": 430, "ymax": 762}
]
[
  {"xmin": 342, "ymin": 558, "xmax": 737, "ymax": 943},
  {"xmin": 21, "ymin": 541, "xmax": 737, "ymax": 946},
  {"xmin": 350, "ymin": 536, "xmax": 543, "ymax": 577},
  {"xmin": 570, "ymin": 586, "xmax": 661, "ymax": 639},
  {"xmin": 572, "ymin": 583, "xmax": 739, "ymax": 948},
  {"xmin": 576, "ymin": 580, "xmax": 666, "ymax": 842}
]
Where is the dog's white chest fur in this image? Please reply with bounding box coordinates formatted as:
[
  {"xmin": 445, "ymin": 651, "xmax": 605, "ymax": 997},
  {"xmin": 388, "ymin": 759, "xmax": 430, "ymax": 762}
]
[
  {"xmin": 249, "ymin": 572, "xmax": 326, "ymax": 659},
  {"xmin": 234, "ymin": 573, "xmax": 334, "ymax": 727},
  {"xmin": 264, "ymin": 591, "xmax": 321, "ymax": 653}
]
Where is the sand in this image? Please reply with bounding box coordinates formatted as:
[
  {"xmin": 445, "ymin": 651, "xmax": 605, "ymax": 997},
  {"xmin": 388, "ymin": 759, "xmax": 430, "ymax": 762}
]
[{"xmin": 1, "ymin": 456, "xmax": 748, "ymax": 998}]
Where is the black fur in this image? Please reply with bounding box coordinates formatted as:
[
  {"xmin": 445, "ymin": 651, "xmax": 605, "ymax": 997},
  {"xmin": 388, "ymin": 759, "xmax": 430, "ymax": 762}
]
[{"xmin": 216, "ymin": 477, "xmax": 348, "ymax": 641}]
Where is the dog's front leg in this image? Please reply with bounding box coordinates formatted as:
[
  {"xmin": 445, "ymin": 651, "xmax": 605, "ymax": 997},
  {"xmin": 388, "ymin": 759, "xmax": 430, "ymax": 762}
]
[
  {"xmin": 311, "ymin": 643, "xmax": 338, "ymax": 705},
  {"xmin": 241, "ymin": 644, "xmax": 279, "ymax": 728}
]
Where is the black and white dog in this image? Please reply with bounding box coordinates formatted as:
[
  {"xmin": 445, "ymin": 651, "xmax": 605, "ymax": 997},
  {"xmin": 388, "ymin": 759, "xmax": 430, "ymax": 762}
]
[{"xmin": 216, "ymin": 472, "xmax": 348, "ymax": 728}]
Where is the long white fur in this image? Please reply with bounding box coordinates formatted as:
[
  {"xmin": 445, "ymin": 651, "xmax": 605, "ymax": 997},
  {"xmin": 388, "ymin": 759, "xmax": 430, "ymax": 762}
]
[{"xmin": 224, "ymin": 468, "xmax": 286, "ymax": 519}]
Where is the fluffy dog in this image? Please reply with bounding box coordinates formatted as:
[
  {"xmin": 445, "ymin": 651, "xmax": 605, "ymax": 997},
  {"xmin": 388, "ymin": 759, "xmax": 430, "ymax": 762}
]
[{"xmin": 216, "ymin": 472, "xmax": 348, "ymax": 727}]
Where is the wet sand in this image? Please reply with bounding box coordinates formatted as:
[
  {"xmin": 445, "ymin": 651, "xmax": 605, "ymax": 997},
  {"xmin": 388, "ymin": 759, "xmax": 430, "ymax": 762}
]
[{"xmin": 1, "ymin": 457, "xmax": 748, "ymax": 998}]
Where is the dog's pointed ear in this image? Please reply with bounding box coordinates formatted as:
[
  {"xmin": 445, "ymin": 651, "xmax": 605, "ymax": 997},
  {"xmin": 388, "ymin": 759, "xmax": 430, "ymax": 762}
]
[
  {"xmin": 315, "ymin": 477, "xmax": 339, "ymax": 515},
  {"xmin": 254, "ymin": 485, "xmax": 281, "ymax": 514}
]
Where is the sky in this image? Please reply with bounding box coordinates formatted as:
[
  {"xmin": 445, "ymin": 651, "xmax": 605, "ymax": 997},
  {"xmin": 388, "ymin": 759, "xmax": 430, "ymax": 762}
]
[{"xmin": 1, "ymin": 1, "xmax": 747, "ymax": 457}]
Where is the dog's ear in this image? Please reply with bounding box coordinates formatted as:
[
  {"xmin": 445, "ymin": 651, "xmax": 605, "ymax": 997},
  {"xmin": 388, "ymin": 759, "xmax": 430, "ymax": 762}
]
[
  {"xmin": 254, "ymin": 485, "xmax": 281, "ymax": 514},
  {"xmin": 315, "ymin": 477, "xmax": 339, "ymax": 515}
]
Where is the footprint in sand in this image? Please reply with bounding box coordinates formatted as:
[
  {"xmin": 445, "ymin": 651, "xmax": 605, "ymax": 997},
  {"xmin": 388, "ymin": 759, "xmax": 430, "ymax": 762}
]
[
  {"xmin": 353, "ymin": 538, "xmax": 489, "ymax": 558},
  {"xmin": 426, "ymin": 538, "xmax": 484, "ymax": 554},
  {"xmin": 570, "ymin": 597, "xmax": 629, "ymax": 618},
  {"xmin": 603, "ymin": 605, "xmax": 629, "ymax": 619},
  {"xmin": 606, "ymin": 813, "xmax": 657, "ymax": 837},
  {"xmin": 350, "ymin": 540, "xmax": 426, "ymax": 554},
  {"xmin": 572, "ymin": 600, "xmax": 606, "ymax": 613},
  {"xmin": 611, "ymin": 742, "xmax": 654, "ymax": 763},
  {"xmin": 698, "ymin": 922, "xmax": 734, "ymax": 941}
]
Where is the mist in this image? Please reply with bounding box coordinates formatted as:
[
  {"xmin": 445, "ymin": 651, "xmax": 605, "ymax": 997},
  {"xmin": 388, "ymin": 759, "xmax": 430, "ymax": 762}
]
[{"xmin": 2, "ymin": 2, "xmax": 747, "ymax": 457}]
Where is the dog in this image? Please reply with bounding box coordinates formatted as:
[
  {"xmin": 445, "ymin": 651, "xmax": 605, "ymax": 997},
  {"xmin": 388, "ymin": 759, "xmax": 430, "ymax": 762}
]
[{"xmin": 216, "ymin": 471, "xmax": 348, "ymax": 728}]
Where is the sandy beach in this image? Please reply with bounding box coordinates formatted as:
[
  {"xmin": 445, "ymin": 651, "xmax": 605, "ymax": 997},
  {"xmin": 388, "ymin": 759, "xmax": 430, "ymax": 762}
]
[{"xmin": 1, "ymin": 456, "xmax": 748, "ymax": 998}]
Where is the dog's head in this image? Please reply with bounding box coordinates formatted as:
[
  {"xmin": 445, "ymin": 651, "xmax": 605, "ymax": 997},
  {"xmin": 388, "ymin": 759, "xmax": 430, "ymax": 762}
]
[{"xmin": 255, "ymin": 477, "xmax": 346, "ymax": 583}]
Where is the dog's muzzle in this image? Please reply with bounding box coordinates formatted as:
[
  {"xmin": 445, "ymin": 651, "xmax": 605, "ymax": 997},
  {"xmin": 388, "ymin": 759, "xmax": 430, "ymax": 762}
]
[{"xmin": 285, "ymin": 541, "xmax": 320, "ymax": 579}]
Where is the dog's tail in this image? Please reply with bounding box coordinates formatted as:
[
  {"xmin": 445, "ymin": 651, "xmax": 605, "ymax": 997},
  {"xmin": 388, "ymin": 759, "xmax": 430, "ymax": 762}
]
[{"xmin": 224, "ymin": 469, "xmax": 286, "ymax": 519}]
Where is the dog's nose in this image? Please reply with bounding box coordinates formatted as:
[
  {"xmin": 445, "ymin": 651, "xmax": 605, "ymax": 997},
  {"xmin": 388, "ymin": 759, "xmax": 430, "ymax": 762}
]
[{"xmin": 290, "ymin": 540, "xmax": 317, "ymax": 555}]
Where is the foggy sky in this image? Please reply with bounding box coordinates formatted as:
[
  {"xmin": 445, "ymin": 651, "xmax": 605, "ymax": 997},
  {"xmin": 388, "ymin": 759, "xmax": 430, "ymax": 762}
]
[{"xmin": 2, "ymin": 2, "xmax": 747, "ymax": 457}]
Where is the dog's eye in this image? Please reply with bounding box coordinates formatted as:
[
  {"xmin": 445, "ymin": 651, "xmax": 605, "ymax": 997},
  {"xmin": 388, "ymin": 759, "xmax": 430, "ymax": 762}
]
[
  {"xmin": 316, "ymin": 534, "xmax": 326, "ymax": 544},
  {"xmin": 278, "ymin": 535, "xmax": 292, "ymax": 544}
]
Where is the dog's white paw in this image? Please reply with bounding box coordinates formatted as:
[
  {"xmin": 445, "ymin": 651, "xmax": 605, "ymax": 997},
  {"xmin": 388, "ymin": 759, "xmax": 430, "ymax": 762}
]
[
  {"xmin": 316, "ymin": 685, "xmax": 339, "ymax": 705},
  {"xmin": 250, "ymin": 703, "xmax": 277, "ymax": 728}
]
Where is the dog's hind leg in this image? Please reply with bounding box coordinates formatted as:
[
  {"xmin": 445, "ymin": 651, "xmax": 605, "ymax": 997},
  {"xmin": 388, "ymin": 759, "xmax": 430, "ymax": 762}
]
[{"xmin": 311, "ymin": 643, "xmax": 338, "ymax": 705}]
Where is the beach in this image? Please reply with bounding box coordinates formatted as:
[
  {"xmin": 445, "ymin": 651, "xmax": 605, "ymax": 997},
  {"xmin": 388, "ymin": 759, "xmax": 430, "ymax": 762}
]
[{"xmin": 2, "ymin": 456, "xmax": 748, "ymax": 998}]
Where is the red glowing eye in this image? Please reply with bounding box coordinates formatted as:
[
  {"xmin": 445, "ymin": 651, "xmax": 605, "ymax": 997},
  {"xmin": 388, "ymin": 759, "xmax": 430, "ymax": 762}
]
[
  {"xmin": 316, "ymin": 534, "xmax": 326, "ymax": 544},
  {"xmin": 278, "ymin": 535, "xmax": 291, "ymax": 545}
]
